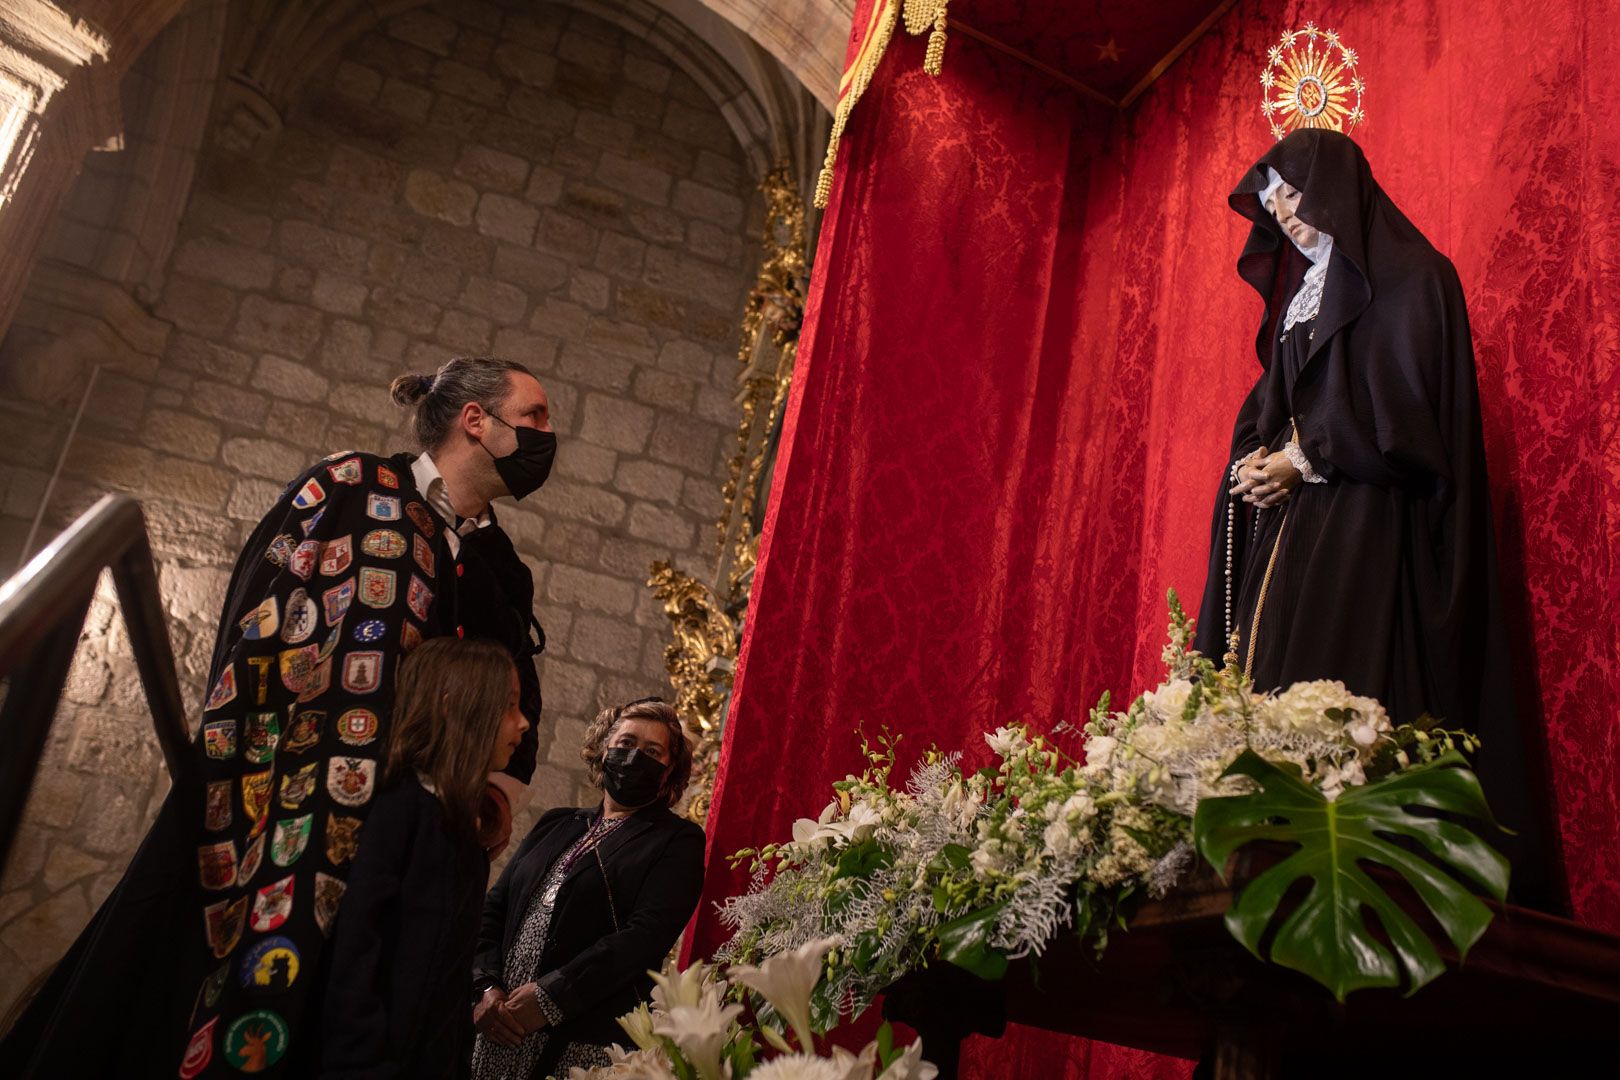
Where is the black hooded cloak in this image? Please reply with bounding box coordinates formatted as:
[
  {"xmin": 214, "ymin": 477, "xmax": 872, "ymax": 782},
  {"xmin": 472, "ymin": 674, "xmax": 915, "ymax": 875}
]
[{"xmin": 1192, "ymin": 130, "xmax": 1565, "ymax": 911}]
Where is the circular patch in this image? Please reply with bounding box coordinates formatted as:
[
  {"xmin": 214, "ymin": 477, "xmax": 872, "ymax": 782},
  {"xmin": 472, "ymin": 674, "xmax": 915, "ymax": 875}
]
[
  {"xmin": 352, "ymin": 618, "xmax": 388, "ymax": 643},
  {"xmin": 239, "ymin": 935, "xmax": 301, "ymax": 991},
  {"xmin": 223, "ymin": 1009, "xmax": 289, "ymax": 1072},
  {"xmin": 337, "ymin": 708, "xmax": 379, "ymax": 746}
]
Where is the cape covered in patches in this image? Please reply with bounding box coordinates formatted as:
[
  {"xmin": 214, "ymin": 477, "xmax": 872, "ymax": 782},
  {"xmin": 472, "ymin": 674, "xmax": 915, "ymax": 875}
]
[{"xmin": 1, "ymin": 453, "xmax": 466, "ymax": 1078}]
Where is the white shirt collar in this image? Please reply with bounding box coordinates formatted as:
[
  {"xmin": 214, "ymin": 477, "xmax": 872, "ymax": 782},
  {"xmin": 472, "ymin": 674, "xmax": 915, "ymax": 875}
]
[{"xmin": 409, "ymin": 452, "xmax": 490, "ymax": 557}]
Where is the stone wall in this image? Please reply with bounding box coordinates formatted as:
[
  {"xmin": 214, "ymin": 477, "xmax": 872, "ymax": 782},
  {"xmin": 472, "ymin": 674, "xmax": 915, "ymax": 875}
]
[{"xmin": 0, "ymin": 0, "xmax": 758, "ymax": 1017}]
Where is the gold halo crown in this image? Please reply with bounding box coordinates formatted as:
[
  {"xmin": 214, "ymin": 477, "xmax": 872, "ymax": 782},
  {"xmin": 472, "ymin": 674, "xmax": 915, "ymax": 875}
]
[{"xmin": 1260, "ymin": 23, "xmax": 1366, "ymax": 139}]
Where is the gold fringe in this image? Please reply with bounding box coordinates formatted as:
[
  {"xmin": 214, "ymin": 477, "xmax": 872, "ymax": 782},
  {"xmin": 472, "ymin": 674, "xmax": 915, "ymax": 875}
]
[{"xmin": 814, "ymin": 1, "xmax": 951, "ymax": 208}]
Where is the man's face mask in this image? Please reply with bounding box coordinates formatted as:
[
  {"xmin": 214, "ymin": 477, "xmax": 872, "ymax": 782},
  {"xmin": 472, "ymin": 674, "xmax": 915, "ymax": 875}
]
[{"xmin": 480, "ymin": 412, "xmax": 556, "ymax": 500}]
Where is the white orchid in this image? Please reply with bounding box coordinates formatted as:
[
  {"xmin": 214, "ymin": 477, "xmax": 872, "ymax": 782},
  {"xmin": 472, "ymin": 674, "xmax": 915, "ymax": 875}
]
[
  {"xmin": 651, "ymin": 995, "xmax": 742, "ymax": 1080},
  {"xmin": 730, "ymin": 936, "xmax": 837, "ymax": 1052},
  {"xmin": 791, "ymin": 801, "xmax": 841, "ymax": 847},
  {"xmin": 823, "ymin": 801, "xmax": 882, "ymax": 844}
]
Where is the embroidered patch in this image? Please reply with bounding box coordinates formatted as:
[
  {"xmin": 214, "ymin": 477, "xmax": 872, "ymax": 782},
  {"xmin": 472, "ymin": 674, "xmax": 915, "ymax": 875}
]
[
  {"xmin": 289, "ymin": 539, "xmax": 319, "ymax": 581},
  {"xmin": 357, "ymin": 567, "xmax": 395, "ymax": 609},
  {"xmin": 241, "ymin": 768, "xmax": 273, "ymax": 834},
  {"xmin": 282, "ymin": 708, "xmax": 322, "ymax": 754},
  {"xmin": 238, "ymin": 832, "xmax": 266, "ymax": 885},
  {"xmin": 361, "ymin": 528, "xmax": 406, "ymax": 559},
  {"xmin": 297, "ymin": 657, "xmax": 332, "ymax": 703},
  {"xmin": 243, "ymin": 712, "xmax": 280, "ymax": 765},
  {"xmin": 366, "ymin": 493, "xmax": 401, "ymax": 521},
  {"xmin": 319, "ymin": 535, "xmax": 352, "ymax": 577},
  {"xmin": 341, "ymin": 650, "xmax": 383, "ymax": 694},
  {"xmin": 270, "ymin": 814, "xmax": 312, "ymax": 868},
  {"xmin": 247, "ymin": 656, "xmax": 273, "ymax": 705},
  {"xmin": 250, "ymin": 874, "xmax": 294, "ymax": 933},
  {"xmin": 337, "ymin": 708, "xmax": 379, "ymax": 746},
  {"xmin": 318, "ymin": 625, "xmax": 342, "ymax": 662},
  {"xmin": 300, "ymin": 506, "xmax": 326, "ymax": 537},
  {"xmin": 278, "ymin": 644, "xmax": 319, "ymax": 695},
  {"xmin": 206, "ymin": 779, "xmax": 232, "ymax": 831},
  {"xmin": 179, "ymin": 1017, "xmax": 217, "ymax": 1079},
  {"xmin": 325, "ymin": 813, "xmax": 362, "ymax": 866},
  {"xmin": 327, "ymin": 456, "xmax": 363, "ymax": 485},
  {"xmin": 204, "ymin": 666, "xmax": 238, "ymax": 713},
  {"xmin": 203, "ymin": 896, "xmax": 248, "ymax": 959},
  {"xmin": 351, "ymin": 618, "xmax": 387, "ymax": 643},
  {"xmin": 239, "ymin": 935, "xmax": 301, "ymax": 992},
  {"xmin": 265, "ymin": 533, "xmax": 295, "ymax": 568},
  {"xmin": 314, "ymin": 872, "xmax": 346, "ymax": 936},
  {"xmin": 224, "ymin": 1010, "xmax": 289, "ymax": 1072},
  {"xmin": 280, "ymin": 588, "xmax": 317, "ymax": 644},
  {"xmin": 376, "ymin": 464, "xmax": 399, "ymax": 489},
  {"xmin": 326, "ymin": 756, "xmax": 376, "ymax": 807},
  {"xmin": 203, "ymin": 720, "xmax": 237, "ymax": 760},
  {"xmin": 322, "ymin": 578, "xmax": 354, "ymax": 626},
  {"xmin": 401, "ymin": 621, "xmax": 422, "ymax": 653},
  {"xmin": 198, "ymin": 840, "xmax": 237, "ymax": 890},
  {"xmin": 406, "ymin": 575, "xmax": 433, "ymax": 622},
  {"xmin": 238, "ymin": 597, "xmax": 279, "ymax": 641},
  {"xmin": 405, "ymin": 501, "xmax": 436, "ymax": 539},
  {"xmin": 411, "ymin": 533, "xmax": 435, "ymax": 577},
  {"xmin": 278, "ymin": 762, "xmax": 318, "ymax": 810},
  {"xmin": 292, "ymin": 477, "xmax": 325, "ymax": 510},
  {"xmin": 202, "ymin": 963, "xmax": 229, "ymax": 1009}
]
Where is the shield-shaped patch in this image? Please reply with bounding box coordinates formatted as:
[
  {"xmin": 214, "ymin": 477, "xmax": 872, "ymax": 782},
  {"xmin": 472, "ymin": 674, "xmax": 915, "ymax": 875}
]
[
  {"xmin": 405, "ymin": 501, "xmax": 436, "ymax": 538},
  {"xmin": 300, "ymin": 506, "xmax": 326, "ymax": 536},
  {"xmin": 320, "ymin": 535, "xmax": 352, "ymax": 576},
  {"xmin": 203, "ymin": 896, "xmax": 248, "ymax": 959},
  {"xmin": 238, "ymin": 596, "xmax": 279, "ymax": 640},
  {"xmin": 278, "ymin": 644, "xmax": 319, "ymax": 695},
  {"xmin": 337, "ymin": 708, "xmax": 379, "ymax": 746},
  {"xmin": 367, "ymin": 493, "xmax": 401, "ymax": 521},
  {"xmin": 412, "ymin": 533, "xmax": 435, "ymax": 576},
  {"xmin": 314, "ymin": 871, "xmax": 347, "ymax": 936},
  {"xmin": 407, "ymin": 575, "xmax": 432, "ymax": 622},
  {"xmin": 278, "ymin": 762, "xmax": 318, "ymax": 809},
  {"xmin": 205, "ymin": 779, "xmax": 232, "ymax": 831},
  {"xmin": 289, "ymin": 539, "xmax": 320, "ymax": 580},
  {"xmin": 204, "ymin": 665, "xmax": 237, "ymax": 712},
  {"xmin": 325, "ymin": 813, "xmax": 363, "ymax": 865},
  {"xmin": 323, "ymin": 578, "xmax": 354, "ymax": 625},
  {"xmin": 241, "ymin": 768, "xmax": 273, "ymax": 833},
  {"xmin": 327, "ymin": 456, "xmax": 363, "ymax": 485},
  {"xmin": 203, "ymin": 720, "xmax": 236, "ymax": 760},
  {"xmin": 341, "ymin": 651, "xmax": 383, "ymax": 694},
  {"xmin": 281, "ymin": 588, "xmax": 317, "ymax": 644},
  {"xmin": 283, "ymin": 708, "xmax": 322, "ymax": 753},
  {"xmin": 292, "ymin": 477, "xmax": 325, "ymax": 509},
  {"xmin": 270, "ymin": 814, "xmax": 313, "ymax": 867},
  {"xmin": 358, "ymin": 567, "xmax": 396, "ymax": 609},
  {"xmin": 265, "ymin": 533, "xmax": 295, "ymax": 567},
  {"xmin": 376, "ymin": 464, "xmax": 399, "ymax": 489},
  {"xmin": 297, "ymin": 657, "xmax": 333, "ymax": 703},
  {"xmin": 178, "ymin": 1017, "xmax": 216, "ymax": 1079},
  {"xmin": 198, "ymin": 840, "xmax": 236, "ymax": 890},
  {"xmin": 401, "ymin": 622, "xmax": 422, "ymax": 653},
  {"xmin": 243, "ymin": 712, "xmax": 280, "ymax": 764},
  {"xmin": 237, "ymin": 832, "xmax": 266, "ymax": 885},
  {"xmin": 250, "ymin": 874, "xmax": 295, "ymax": 932},
  {"xmin": 327, "ymin": 757, "xmax": 376, "ymax": 807}
]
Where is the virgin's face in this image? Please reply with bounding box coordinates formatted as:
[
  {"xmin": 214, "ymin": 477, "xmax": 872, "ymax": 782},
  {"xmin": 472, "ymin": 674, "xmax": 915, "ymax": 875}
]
[{"xmin": 1266, "ymin": 182, "xmax": 1320, "ymax": 250}]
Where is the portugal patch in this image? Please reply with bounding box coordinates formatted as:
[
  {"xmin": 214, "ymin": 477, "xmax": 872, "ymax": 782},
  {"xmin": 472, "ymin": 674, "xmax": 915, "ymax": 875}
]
[
  {"xmin": 341, "ymin": 650, "xmax": 383, "ymax": 694},
  {"xmin": 203, "ymin": 896, "xmax": 248, "ymax": 959},
  {"xmin": 337, "ymin": 708, "xmax": 379, "ymax": 746},
  {"xmin": 240, "ymin": 935, "xmax": 301, "ymax": 992},
  {"xmin": 250, "ymin": 874, "xmax": 294, "ymax": 933}
]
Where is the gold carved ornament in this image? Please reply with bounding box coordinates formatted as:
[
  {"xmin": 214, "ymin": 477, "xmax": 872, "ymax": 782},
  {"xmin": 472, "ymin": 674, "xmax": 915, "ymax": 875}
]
[
  {"xmin": 648, "ymin": 560, "xmax": 737, "ymax": 824},
  {"xmin": 1260, "ymin": 23, "xmax": 1365, "ymax": 139},
  {"xmin": 814, "ymin": 0, "xmax": 952, "ymax": 208}
]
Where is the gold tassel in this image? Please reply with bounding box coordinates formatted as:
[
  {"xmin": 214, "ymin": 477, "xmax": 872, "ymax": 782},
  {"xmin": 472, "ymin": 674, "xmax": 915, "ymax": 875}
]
[{"xmin": 924, "ymin": 6, "xmax": 949, "ymax": 76}]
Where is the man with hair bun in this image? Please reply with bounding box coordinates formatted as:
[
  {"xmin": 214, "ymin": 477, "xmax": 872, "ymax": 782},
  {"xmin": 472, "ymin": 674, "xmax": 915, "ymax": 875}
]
[{"xmin": 1, "ymin": 356, "xmax": 557, "ymax": 1079}]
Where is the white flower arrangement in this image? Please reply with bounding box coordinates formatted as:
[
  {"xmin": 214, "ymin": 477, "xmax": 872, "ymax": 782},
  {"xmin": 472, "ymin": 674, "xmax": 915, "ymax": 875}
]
[{"xmin": 714, "ymin": 593, "xmax": 1473, "ymax": 1027}]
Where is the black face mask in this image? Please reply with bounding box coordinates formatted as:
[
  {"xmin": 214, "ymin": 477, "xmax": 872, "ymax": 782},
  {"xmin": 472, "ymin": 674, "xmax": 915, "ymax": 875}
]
[
  {"xmin": 602, "ymin": 747, "xmax": 666, "ymax": 809},
  {"xmin": 480, "ymin": 413, "xmax": 556, "ymax": 500}
]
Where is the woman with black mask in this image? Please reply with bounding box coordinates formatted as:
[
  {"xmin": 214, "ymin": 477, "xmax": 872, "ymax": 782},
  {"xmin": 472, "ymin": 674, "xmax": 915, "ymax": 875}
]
[
  {"xmin": 1193, "ymin": 129, "xmax": 1565, "ymax": 912},
  {"xmin": 469, "ymin": 698, "xmax": 704, "ymax": 1078}
]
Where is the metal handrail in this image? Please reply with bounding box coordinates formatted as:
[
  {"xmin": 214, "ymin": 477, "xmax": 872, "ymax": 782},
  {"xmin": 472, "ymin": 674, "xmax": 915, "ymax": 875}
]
[{"xmin": 0, "ymin": 493, "xmax": 191, "ymax": 873}]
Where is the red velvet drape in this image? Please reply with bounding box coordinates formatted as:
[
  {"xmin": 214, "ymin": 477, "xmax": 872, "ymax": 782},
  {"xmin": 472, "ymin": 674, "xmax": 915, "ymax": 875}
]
[{"xmin": 692, "ymin": 1, "xmax": 1620, "ymax": 1076}]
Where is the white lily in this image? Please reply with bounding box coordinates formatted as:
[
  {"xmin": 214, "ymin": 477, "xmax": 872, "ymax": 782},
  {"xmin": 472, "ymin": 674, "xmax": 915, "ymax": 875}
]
[
  {"xmin": 832, "ymin": 1043, "xmax": 879, "ymax": 1080},
  {"xmin": 877, "ymin": 1038, "xmax": 939, "ymax": 1080},
  {"xmin": 616, "ymin": 1001, "xmax": 660, "ymax": 1051},
  {"xmin": 729, "ymin": 936, "xmax": 837, "ymax": 1052},
  {"xmin": 651, "ymin": 995, "xmax": 742, "ymax": 1080},
  {"xmin": 649, "ymin": 961, "xmax": 711, "ymax": 1013}
]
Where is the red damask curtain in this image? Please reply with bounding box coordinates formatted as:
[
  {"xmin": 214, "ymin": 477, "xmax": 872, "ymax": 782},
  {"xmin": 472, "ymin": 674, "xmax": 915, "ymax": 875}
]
[{"xmin": 691, "ymin": 1, "xmax": 1619, "ymax": 1076}]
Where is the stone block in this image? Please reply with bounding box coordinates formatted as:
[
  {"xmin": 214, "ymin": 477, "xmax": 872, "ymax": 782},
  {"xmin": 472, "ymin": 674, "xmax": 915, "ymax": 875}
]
[
  {"xmin": 139, "ymin": 408, "xmax": 221, "ymax": 462},
  {"xmin": 139, "ymin": 456, "xmax": 234, "ymax": 509},
  {"xmin": 547, "ymin": 564, "xmax": 637, "ymax": 616},
  {"xmin": 225, "ymin": 476, "xmax": 285, "ymax": 520},
  {"xmin": 475, "ymin": 193, "xmax": 540, "ymax": 246},
  {"xmin": 671, "ymin": 179, "xmax": 745, "ymax": 228},
  {"xmin": 253, "ymin": 354, "xmax": 330, "ymax": 403},
  {"xmin": 692, "ymin": 149, "xmax": 744, "ymax": 192},
  {"xmin": 624, "ymin": 206, "xmax": 684, "ymax": 245},
  {"xmin": 327, "ymin": 144, "xmax": 403, "ymax": 197},
  {"xmin": 568, "ymin": 613, "xmax": 642, "ymax": 671},
  {"xmin": 171, "ymin": 236, "xmax": 276, "ymax": 291},
  {"xmin": 524, "ymin": 165, "xmax": 565, "ymax": 207},
  {"xmin": 455, "ymin": 145, "xmax": 530, "ymax": 193},
  {"xmin": 527, "ymin": 298, "xmax": 589, "ymax": 340},
  {"xmin": 329, "ymin": 382, "xmax": 399, "ymax": 427},
  {"xmin": 429, "ymin": 92, "xmax": 489, "ymax": 133},
  {"xmin": 268, "ymin": 399, "xmax": 327, "ymax": 450},
  {"xmin": 631, "ymin": 369, "xmax": 696, "ymax": 411},
  {"xmin": 492, "ymin": 328, "xmax": 560, "ymax": 371},
  {"xmin": 311, "ymin": 271, "xmax": 370, "ymax": 316},
  {"xmin": 461, "ymin": 276, "xmax": 530, "ymax": 324},
  {"xmin": 434, "ymin": 309, "xmax": 493, "ymax": 353},
  {"xmin": 539, "ymin": 520, "xmax": 608, "ymax": 566},
  {"xmin": 221, "ymin": 436, "xmax": 307, "ymax": 480},
  {"xmin": 622, "ymin": 53, "xmax": 672, "ymax": 94},
  {"xmin": 644, "ymin": 245, "xmax": 741, "ymax": 310},
  {"xmin": 186, "ymin": 194, "xmax": 274, "ymax": 248},
  {"xmin": 657, "ymin": 339, "xmax": 716, "ymax": 381},
  {"xmin": 614, "ymin": 459, "xmax": 683, "ymax": 504},
  {"xmin": 493, "ymin": 42, "xmax": 556, "ymax": 88},
  {"xmin": 275, "ymin": 265, "xmax": 315, "ymax": 303},
  {"xmin": 388, "ymin": 8, "xmax": 456, "ymax": 56},
  {"xmin": 494, "ymin": 244, "xmax": 568, "ymax": 294},
  {"xmin": 568, "ymin": 269, "xmax": 609, "ymax": 311},
  {"xmin": 693, "ymin": 384, "xmax": 739, "ymax": 425},
  {"xmin": 421, "ymin": 221, "xmax": 495, "ymax": 272},
  {"xmin": 648, "ymin": 413, "xmax": 721, "ymax": 473},
  {"xmin": 583, "ymin": 318, "xmax": 655, "ymax": 360},
  {"xmin": 365, "ymin": 288, "xmax": 443, "ymax": 337},
  {"xmin": 596, "ymin": 152, "xmax": 671, "ymax": 206},
  {"xmin": 404, "ymin": 169, "xmax": 478, "ymax": 226},
  {"xmin": 233, "ymin": 296, "xmax": 325, "ymax": 359},
  {"xmin": 681, "ymin": 475, "xmax": 726, "ymax": 518},
  {"xmin": 432, "ymin": 59, "xmax": 505, "ymax": 107},
  {"xmin": 157, "ymin": 275, "xmax": 238, "ymax": 339},
  {"xmin": 661, "ymin": 99, "xmax": 735, "ymax": 152},
  {"xmin": 277, "ymin": 220, "xmax": 369, "ymax": 274},
  {"xmin": 551, "ymin": 439, "xmax": 616, "ymax": 484},
  {"xmin": 331, "ymin": 193, "xmax": 423, "ymax": 246},
  {"xmin": 557, "ymin": 29, "xmax": 620, "ymax": 72},
  {"xmin": 574, "ymin": 109, "xmax": 633, "ymax": 153},
  {"xmin": 536, "ymin": 210, "xmax": 599, "ymax": 259},
  {"xmin": 599, "ymin": 534, "xmax": 670, "ymax": 579},
  {"xmin": 1, "ymin": 886, "xmax": 91, "ymax": 972},
  {"xmin": 319, "ymin": 319, "xmax": 383, "ymax": 380},
  {"xmin": 542, "ymin": 480, "xmax": 625, "ymax": 528},
  {"xmin": 579, "ymin": 392, "xmax": 653, "ymax": 452},
  {"xmin": 558, "ymin": 185, "xmax": 626, "ymax": 229},
  {"xmin": 378, "ymin": 77, "xmax": 434, "ymax": 123},
  {"xmin": 507, "ymin": 86, "xmax": 578, "ymax": 133},
  {"xmin": 557, "ymin": 343, "xmax": 633, "ymax": 393},
  {"xmin": 594, "ymin": 231, "xmax": 645, "ymax": 279},
  {"xmin": 687, "ymin": 219, "xmax": 743, "ymax": 265},
  {"xmin": 539, "ymin": 656, "xmax": 597, "ymax": 715},
  {"xmin": 626, "ymin": 501, "xmax": 695, "ymax": 546},
  {"xmin": 478, "ymin": 114, "xmax": 556, "ymax": 163},
  {"xmin": 331, "ymin": 60, "xmax": 382, "ymax": 103}
]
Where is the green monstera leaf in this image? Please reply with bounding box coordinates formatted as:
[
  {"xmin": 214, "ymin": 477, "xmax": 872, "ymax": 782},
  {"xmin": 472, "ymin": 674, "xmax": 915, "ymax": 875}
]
[{"xmin": 1193, "ymin": 749, "xmax": 1509, "ymax": 1001}]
